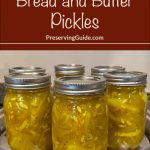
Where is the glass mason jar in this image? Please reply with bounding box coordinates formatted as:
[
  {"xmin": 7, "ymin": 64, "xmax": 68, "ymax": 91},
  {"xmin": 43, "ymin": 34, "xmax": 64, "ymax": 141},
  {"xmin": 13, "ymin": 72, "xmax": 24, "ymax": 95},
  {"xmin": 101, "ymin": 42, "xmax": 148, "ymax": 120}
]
[
  {"xmin": 55, "ymin": 64, "xmax": 85, "ymax": 78},
  {"xmin": 91, "ymin": 66, "xmax": 125, "ymax": 77},
  {"xmin": 104, "ymin": 71, "xmax": 148, "ymax": 150},
  {"xmin": 4, "ymin": 73, "xmax": 52, "ymax": 150},
  {"xmin": 52, "ymin": 76, "xmax": 108, "ymax": 150},
  {"xmin": 9, "ymin": 66, "xmax": 46, "ymax": 74}
]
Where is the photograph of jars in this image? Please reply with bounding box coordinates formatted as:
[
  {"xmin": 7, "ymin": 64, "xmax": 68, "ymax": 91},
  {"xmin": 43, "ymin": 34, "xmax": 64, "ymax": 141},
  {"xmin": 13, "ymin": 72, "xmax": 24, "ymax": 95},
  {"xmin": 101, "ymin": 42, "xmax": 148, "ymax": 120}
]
[{"xmin": 0, "ymin": 65, "xmax": 150, "ymax": 150}]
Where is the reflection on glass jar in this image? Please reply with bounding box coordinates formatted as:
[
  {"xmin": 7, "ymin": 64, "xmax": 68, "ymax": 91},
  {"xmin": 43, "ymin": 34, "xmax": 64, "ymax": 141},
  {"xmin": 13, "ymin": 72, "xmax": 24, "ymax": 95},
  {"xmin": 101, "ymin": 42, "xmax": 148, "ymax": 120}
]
[
  {"xmin": 52, "ymin": 76, "xmax": 108, "ymax": 150},
  {"xmin": 4, "ymin": 73, "xmax": 52, "ymax": 150},
  {"xmin": 105, "ymin": 71, "xmax": 147, "ymax": 150}
]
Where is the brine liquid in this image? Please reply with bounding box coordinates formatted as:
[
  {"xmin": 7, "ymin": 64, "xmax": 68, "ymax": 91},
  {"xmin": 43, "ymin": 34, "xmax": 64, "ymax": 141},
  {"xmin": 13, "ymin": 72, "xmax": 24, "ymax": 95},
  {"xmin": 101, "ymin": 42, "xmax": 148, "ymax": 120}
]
[{"xmin": 52, "ymin": 94, "xmax": 108, "ymax": 150}]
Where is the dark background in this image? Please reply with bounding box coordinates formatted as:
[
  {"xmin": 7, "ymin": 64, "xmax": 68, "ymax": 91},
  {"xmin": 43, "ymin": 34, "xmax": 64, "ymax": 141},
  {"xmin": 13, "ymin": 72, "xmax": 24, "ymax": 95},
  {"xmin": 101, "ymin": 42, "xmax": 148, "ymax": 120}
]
[{"xmin": 0, "ymin": 0, "xmax": 150, "ymax": 50}]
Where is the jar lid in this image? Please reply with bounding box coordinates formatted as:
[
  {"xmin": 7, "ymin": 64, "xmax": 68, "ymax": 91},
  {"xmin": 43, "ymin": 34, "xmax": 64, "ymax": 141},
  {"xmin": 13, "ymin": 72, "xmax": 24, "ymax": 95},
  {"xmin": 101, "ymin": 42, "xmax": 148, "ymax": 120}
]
[
  {"xmin": 55, "ymin": 64, "xmax": 85, "ymax": 75},
  {"xmin": 5, "ymin": 72, "xmax": 51, "ymax": 89},
  {"xmin": 9, "ymin": 66, "xmax": 46, "ymax": 74},
  {"xmin": 55, "ymin": 76, "xmax": 106, "ymax": 95},
  {"xmin": 91, "ymin": 66, "xmax": 125, "ymax": 76},
  {"xmin": 104, "ymin": 71, "xmax": 147, "ymax": 86}
]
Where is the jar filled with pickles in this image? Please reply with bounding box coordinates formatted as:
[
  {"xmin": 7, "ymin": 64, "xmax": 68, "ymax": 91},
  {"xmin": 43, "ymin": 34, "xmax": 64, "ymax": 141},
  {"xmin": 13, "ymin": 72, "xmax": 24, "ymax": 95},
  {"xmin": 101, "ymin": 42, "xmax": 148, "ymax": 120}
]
[
  {"xmin": 91, "ymin": 66, "xmax": 125, "ymax": 77},
  {"xmin": 4, "ymin": 73, "xmax": 52, "ymax": 150},
  {"xmin": 9, "ymin": 66, "xmax": 46, "ymax": 74},
  {"xmin": 52, "ymin": 76, "xmax": 108, "ymax": 150},
  {"xmin": 104, "ymin": 71, "xmax": 147, "ymax": 150},
  {"xmin": 55, "ymin": 64, "xmax": 85, "ymax": 78}
]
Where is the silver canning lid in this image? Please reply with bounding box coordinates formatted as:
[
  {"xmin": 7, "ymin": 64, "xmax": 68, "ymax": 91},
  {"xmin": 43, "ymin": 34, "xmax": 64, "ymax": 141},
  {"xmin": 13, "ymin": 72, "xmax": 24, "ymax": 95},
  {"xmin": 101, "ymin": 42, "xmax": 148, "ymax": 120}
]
[
  {"xmin": 104, "ymin": 71, "xmax": 147, "ymax": 86},
  {"xmin": 55, "ymin": 76, "xmax": 106, "ymax": 95},
  {"xmin": 5, "ymin": 72, "xmax": 51, "ymax": 89},
  {"xmin": 55, "ymin": 64, "xmax": 85, "ymax": 75},
  {"xmin": 91, "ymin": 66, "xmax": 125, "ymax": 76},
  {"xmin": 9, "ymin": 66, "xmax": 46, "ymax": 74}
]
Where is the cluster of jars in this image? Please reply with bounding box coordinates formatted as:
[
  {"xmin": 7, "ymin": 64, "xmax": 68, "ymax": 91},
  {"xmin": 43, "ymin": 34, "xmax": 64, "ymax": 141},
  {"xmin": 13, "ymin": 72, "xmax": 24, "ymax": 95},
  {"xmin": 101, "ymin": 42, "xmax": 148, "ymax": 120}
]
[{"xmin": 3, "ymin": 65, "xmax": 148, "ymax": 150}]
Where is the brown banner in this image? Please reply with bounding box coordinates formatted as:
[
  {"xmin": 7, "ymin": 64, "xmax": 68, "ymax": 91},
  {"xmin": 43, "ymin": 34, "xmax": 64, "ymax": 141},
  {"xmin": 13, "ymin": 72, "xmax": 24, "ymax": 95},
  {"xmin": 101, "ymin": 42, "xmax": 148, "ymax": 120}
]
[{"xmin": 0, "ymin": 0, "xmax": 150, "ymax": 50}]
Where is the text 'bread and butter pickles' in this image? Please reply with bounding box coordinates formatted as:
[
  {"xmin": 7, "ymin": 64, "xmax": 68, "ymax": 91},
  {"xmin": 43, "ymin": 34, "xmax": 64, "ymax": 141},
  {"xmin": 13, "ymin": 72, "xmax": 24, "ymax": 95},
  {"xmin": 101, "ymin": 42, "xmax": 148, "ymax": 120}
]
[
  {"xmin": 16, "ymin": 0, "xmax": 131, "ymax": 29},
  {"xmin": 16, "ymin": 0, "xmax": 131, "ymax": 8}
]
